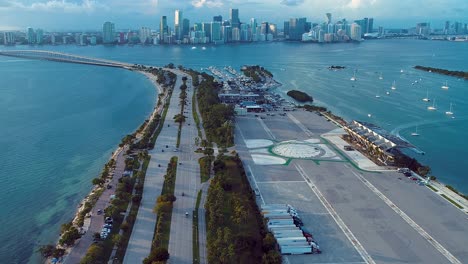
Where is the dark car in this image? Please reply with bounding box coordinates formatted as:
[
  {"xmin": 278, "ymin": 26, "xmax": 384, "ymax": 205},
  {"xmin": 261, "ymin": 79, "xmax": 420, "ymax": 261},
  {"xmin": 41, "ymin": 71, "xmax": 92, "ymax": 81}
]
[{"xmin": 403, "ymin": 172, "xmax": 412, "ymax": 177}]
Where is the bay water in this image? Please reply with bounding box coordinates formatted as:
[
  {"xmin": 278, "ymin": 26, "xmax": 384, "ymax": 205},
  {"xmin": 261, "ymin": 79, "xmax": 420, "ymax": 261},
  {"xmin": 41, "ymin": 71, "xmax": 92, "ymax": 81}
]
[{"xmin": 0, "ymin": 39, "xmax": 467, "ymax": 262}]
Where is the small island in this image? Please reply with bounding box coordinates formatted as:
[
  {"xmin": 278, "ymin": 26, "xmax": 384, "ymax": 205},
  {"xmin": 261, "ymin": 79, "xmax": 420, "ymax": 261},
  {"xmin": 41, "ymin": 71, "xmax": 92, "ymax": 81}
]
[
  {"xmin": 414, "ymin": 65, "xmax": 468, "ymax": 79},
  {"xmin": 328, "ymin": 65, "xmax": 346, "ymax": 70},
  {"xmin": 287, "ymin": 90, "xmax": 313, "ymax": 103}
]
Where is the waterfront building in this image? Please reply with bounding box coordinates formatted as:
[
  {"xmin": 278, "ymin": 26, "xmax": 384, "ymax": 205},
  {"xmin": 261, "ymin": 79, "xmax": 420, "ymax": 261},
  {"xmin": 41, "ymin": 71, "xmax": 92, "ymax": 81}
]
[
  {"xmin": 251, "ymin": 18, "xmax": 257, "ymax": 37},
  {"xmin": 230, "ymin": 8, "xmax": 240, "ymax": 29},
  {"xmin": 27, "ymin": 27, "xmax": 35, "ymax": 44},
  {"xmin": 202, "ymin": 22, "xmax": 212, "ymax": 42},
  {"xmin": 213, "ymin": 15, "xmax": 222, "ymax": 22},
  {"xmin": 118, "ymin": 32, "xmax": 125, "ymax": 44},
  {"xmin": 367, "ymin": 18, "xmax": 374, "ymax": 33},
  {"xmin": 50, "ymin": 34, "xmax": 56, "ymax": 45},
  {"xmin": 103, "ymin": 21, "xmax": 115, "ymax": 44},
  {"xmin": 35, "ymin": 29, "xmax": 43, "ymax": 44},
  {"xmin": 3, "ymin": 32, "xmax": 15, "ymax": 45},
  {"xmin": 326, "ymin": 13, "xmax": 332, "ymax": 24},
  {"xmin": 79, "ymin": 34, "xmax": 87, "ymax": 46},
  {"xmin": 222, "ymin": 26, "xmax": 232, "ymax": 43},
  {"xmin": 232, "ymin": 27, "xmax": 240, "ymax": 42},
  {"xmin": 240, "ymin": 23, "xmax": 249, "ymax": 42},
  {"xmin": 287, "ymin": 18, "xmax": 307, "ymax": 40},
  {"xmin": 139, "ymin": 27, "xmax": 152, "ymax": 44},
  {"xmin": 194, "ymin": 23, "xmax": 202, "ymax": 32},
  {"xmin": 90, "ymin": 36, "xmax": 97, "ymax": 45},
  {"xmin": 283, "ymin": 21, "xmax": 290, "ymax": 39},
  {"xmin": 182, "ymin": 19, "xmax": 190, "ymax": 39},
  {"xmin": 416, "ymin": 22, "xmax": 431, "ymax": 36},
  {"xmin": 350, "ymin": 23, "xmax": 362, "ymax": 41},
  {"xmin": 160, "ymin": 16, "xmax": 168, "ymax": 43},
  {"xmin": 261, "ymin": 22, "xmax": 269, "ymax": 36},
  {"xmin": 175, "ymin": 10, "xmax": 183, "ymax": 41},
  {"xmin": 318, "ymin": 29, "xmax": 325, "ymax": 42},
  {"xmin": 211, "ymin": 22, "xmax": 222, "ymax": 43}
]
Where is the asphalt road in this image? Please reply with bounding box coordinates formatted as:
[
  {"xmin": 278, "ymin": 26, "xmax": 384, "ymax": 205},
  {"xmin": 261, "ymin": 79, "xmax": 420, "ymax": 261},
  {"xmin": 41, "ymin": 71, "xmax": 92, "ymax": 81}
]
[
  {"xmin": 123, "ymin": 75, "xmax": 183, "ymax": 264},
  {"xmin": 167, "ymin": 73, "xmax": 201, "ymax": 264},
  {"xmin": 65, "ymin": 146, "xmax": 127, "ymax": 264},
  {"xmin": 234, "ymin": 110, "xmax": 468, "ymax": 264}
]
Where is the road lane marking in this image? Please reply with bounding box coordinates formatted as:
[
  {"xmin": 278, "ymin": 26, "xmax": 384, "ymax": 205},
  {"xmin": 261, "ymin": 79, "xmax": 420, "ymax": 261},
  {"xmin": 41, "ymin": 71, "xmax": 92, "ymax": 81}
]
[
  {"xmin": 247, "ymin": 165, "xmax": 265, "ymax": 205},
  {"xmin": 256, "ymin": 181, "xmax": 306, "ymax": 184},
  {"xmin": 295, "ymin": 164, "xmax": 375, "ymax": 264},
  {"xmin": 349, "ymin": 169, "xmax": 462, "ymax": 264},
  {"xmin": 258, "ymin": 117, "xmax": 276, "ymax": 140},
  {"xmin": 287, "ymin": 113, "xmax": 314, "ymax": 137}
]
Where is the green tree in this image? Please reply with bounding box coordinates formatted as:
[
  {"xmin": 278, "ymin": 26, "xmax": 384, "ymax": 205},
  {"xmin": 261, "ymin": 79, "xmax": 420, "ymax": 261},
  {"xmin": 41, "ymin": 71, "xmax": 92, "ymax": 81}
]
[
  {"xmin": 80, "ymin": 244, "xmax": 104, "ymax": 264},
  {"xmin": 143, "ymin": 247, "xmax": 170, "ymax": 264},
  {"xmin": 59, "ymin": 227, "xmax": 81, "ymax": 246},
  {"xmin": 92, "ymin": 177, "xmax": 105, "ymax": 186}
]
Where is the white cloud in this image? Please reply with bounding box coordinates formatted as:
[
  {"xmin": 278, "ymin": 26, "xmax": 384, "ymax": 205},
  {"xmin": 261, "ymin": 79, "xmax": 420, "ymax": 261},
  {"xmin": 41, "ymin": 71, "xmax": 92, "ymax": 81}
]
[
  {"xmin": 280, "ymin": 0, "xmax": 305, "ymax": 6},
  {"xmin": 346, "ymin": 0, "xmax": 377, "ymax": 9},
  {"xmin": 8, "ymin": 0, "xmax": 108, "ymax": 13},
  {"xmin": 191, "ymin": 0, "xmax": 223, "ymax": 8}
]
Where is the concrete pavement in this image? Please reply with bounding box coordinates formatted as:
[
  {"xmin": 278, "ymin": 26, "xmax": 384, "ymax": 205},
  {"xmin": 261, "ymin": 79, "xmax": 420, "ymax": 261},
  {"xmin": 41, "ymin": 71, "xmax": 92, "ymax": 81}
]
[{"xmin": 123, "ymin": 74, "xmax": 183, "ymax": 264}]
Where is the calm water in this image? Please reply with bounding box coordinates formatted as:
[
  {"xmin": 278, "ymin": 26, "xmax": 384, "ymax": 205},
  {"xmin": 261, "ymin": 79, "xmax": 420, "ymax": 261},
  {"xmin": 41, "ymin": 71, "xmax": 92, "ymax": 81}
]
[{"xmin": 1, "ymin": 39, "xmax": 467, "ymax": 262}]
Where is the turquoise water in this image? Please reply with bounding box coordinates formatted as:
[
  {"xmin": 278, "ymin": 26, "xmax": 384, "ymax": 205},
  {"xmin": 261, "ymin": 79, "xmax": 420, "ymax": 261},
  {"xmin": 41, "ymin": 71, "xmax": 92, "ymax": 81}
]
[
  {"xmin": 1, "ymin": 39, "xmax": 467, "ymax": 262},
  {"xmin": 0, "ymin": 58, "xmax": 156, "ymax": 263}
]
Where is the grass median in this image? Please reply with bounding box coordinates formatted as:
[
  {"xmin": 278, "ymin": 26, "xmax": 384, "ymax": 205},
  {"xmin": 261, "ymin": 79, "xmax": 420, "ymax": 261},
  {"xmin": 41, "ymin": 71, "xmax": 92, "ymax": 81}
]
[
  {"xmin": 441, "ymin": 194, "xmax": 464, "ymax": 209},
  {"xmin": 144, "ymin": 157, "xmax": 178, "ymax": 263},
  {"xmin": 193, "ymin": 190, "xmax": 202, "ymax": 264}
]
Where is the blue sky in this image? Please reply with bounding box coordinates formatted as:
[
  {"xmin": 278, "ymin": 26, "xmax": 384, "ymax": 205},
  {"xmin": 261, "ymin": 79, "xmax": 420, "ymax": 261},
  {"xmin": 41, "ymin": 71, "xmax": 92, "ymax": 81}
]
[{"xmin": 0, "ymin": 0, "xmax": 467, "ymax": 31}]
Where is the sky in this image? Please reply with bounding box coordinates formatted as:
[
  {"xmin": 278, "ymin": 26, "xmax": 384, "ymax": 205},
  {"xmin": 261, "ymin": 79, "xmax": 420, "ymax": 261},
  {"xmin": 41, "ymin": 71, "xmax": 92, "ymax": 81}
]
[{"xmin": 0, "ymin": 0, "xmax": 467, "ymax": 31}]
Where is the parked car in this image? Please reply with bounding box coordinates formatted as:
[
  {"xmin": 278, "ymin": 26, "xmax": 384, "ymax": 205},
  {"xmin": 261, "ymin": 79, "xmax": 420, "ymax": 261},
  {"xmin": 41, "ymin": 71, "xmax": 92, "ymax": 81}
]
[{"xmin": 97, "ymin": 209, "xmax": 103, "ymax": 215}]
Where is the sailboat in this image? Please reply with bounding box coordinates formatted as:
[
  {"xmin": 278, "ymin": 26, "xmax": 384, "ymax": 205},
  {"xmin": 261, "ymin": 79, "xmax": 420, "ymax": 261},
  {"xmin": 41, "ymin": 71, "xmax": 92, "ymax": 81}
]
[
  {"xmin": 411, "ymin": 126, "xmax": 420, "ymax": 136},
  {"xmin": 445, "ymin": 103, "xmax": 454, "ymax": 115},
  {"xmin": 391, "ymin": 80, "xmax": 397, "ymax": 90},
  {"xmin": 379, "ymin": 72, "xmax": 383, "ymax": 80},
  {"xmin": 427, "ymin": 99, "xmax": 437, "ymax": 111},
  {"xmin": 400, "ymin": 69, "xmax": 404, "ymax": 73},
  {"xmin": 441, "ymin": 81, "xmax": 449, "ymax": 90},
  {"xmin": 422, "ymin": 88, "xmax": 431, "ymax": 102},
  {"xmin": 350, "ymin": 70, "xmax": 356, "ymax": 81}
]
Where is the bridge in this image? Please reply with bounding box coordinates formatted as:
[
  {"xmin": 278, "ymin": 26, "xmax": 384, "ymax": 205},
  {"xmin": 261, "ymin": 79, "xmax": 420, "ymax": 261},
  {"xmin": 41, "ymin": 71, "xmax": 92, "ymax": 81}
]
[{"xmin": 0, "ymin": 50, "xmax": 136, "ymax": 69}]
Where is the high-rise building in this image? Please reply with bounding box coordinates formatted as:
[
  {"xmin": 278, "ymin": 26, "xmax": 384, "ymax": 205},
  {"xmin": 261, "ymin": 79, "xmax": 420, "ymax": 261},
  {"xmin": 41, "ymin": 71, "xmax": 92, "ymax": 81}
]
[
  {"xmin": 213, "ymin": 15, "xmax": 223, "ymax": 22},
  {"xmin": 211, "ymin": 22, "xmax": 222, "ymax": 43},
  {"xmin": 416, "ymin": 22, "xmax": 430, "ymax": 36},
  {"xmin": 288, "ymin": 18, "xmax": 307, "ymax": 40},
  {"xmin": 222, "ymin": 26, "xmax": 232, "ymax": 42},
  {"xmin": 36, "ymin": 29, "xmax": 43, "ymax": 44},
  {"xmin": 367, "ymin": 18, "xmax": 374, "ymax": 33},
  {"xmin": 160, "ymin": 16, "xmax": 168, "ymax": 43},
  {"xmin": 232, "ymin": 27, "xmax": 240, "ymax": 41},
  {"xmin": 4, "ymin": 32, "xmax": 15, "ymax": 45},
  {"xmin": 284, "ymin": 21, "xmax": 290, "ymax": 38},
  {"xmin": 175, "ymin": 10, "xmax": 183, "ymax": 41},
  {"xmin": 230, "ymin": 8, "xmax": 240, "ymax": 29},
  {"xmin": 444, "ymin": 21, "xmax": 450, "ymax": 34},
  {"xmin": 326, "ymin": 13, "xmax": 332, "ymax": 24},
  {"xmin": 102, "ymin": 22, "xmax": 115, "ymax": 44},
  {"xmin": 182, "ymin": 19, "xmax": 190, "ymax": 39},
  {"xmin": 350, "ymin": 23, "xmax": 362, "ymax": 41},
  {"xmin": 202, "ymin": 22, "xmax": 212, "ymax": 42},
  {"xmin": 27, "ymin": 27, "xmax": 35, "ymax": 44},
  {"xmin": 139, "ymin": 27, "xmax": 152, "ymax": 44},
  {"xmin": 261, "ymin": 22, "xmax": 269, "ymax": 35},
  {"xmin": 250, "ymin": 18, "xmax": 257, "ymax": 37},
  {"xmin": 269, "ymin": 24, "xmax": 277, "ymax": 38}
]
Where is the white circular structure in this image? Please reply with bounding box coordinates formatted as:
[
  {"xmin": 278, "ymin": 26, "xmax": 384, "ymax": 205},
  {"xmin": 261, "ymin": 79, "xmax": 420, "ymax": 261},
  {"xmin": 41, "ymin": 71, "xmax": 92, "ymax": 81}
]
[{"xmin": 272, "ymin": 142, "xmax": 325, "ymax": 159}]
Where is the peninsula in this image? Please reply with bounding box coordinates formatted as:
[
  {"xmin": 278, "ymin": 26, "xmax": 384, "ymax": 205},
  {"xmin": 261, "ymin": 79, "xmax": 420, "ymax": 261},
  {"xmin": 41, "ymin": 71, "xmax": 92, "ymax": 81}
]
[{"xmin": 414, "ymin": 65, "xmax": 468, "ymax": 79}]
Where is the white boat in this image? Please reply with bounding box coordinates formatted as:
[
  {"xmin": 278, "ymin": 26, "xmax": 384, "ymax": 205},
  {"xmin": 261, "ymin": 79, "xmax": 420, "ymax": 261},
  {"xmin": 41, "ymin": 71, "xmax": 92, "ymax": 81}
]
[
  {"xmin": 400, "ymin": 69, "xmax": 404, "ymax": 73},
  {"xmin": 411, "ymin": 126, "xmax": 420, "ymax": 136},
  {"xmin": 379, "ymin": 72, "xmax": 383, "ymax": 80},
  {"xmin": 350, "ymin": 70, "xmax": 356, "ymax": 81},
  {"xmin": 441, "ymin": 81, "xmax": 449, "ymax": 90},
  {"xmin": 375, "ymin": 94, "xmax": 381, "ymax": 98},
  {"xmin": 427, "ymin": 99, "xmax": 437, "ymax": 111},
  {"xmin": 386, "ymin": 91, "xmax": 390, "ymax": 95},
  {"xmin": 391, "ymin": 80, "xmax": 396, "ymax": 90},
  {"xmin": 422, "ymin": 89, "xmax": 431, "ymax": 102},
  {"xmin": 191, "ymin": 46, "xmax": 197, "ymax": 49},
  {"xmin": 445, "ymin": 103, "xmax": 454, "ymax": 115}
]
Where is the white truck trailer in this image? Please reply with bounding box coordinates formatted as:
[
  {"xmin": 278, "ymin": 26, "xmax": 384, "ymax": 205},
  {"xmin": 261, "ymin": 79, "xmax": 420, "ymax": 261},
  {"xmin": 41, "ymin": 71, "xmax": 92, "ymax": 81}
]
[{"xmin": 279, "ymin": 245, "xmax": 313, "ymax": 255}]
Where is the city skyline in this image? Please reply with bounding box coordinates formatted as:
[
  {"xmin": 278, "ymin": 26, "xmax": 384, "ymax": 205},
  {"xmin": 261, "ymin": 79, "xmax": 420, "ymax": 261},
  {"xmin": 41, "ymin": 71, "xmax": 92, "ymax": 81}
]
[{"xmin": 0, "ymin": 0, "xmax": 467, "ymax": 30}]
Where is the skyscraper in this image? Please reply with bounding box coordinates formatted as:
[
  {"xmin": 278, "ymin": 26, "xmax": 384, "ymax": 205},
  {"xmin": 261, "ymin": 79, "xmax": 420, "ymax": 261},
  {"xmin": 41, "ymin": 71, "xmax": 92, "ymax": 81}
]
[
  {"xmin": 175, "ymin": 10, "xmax": 183, "ymax": 41},
  {"xmin": 288, "ymin": 18, "xmax": 307, "ymax": 40},
  {"xmin": 3, "ymin": 32, "xmax": 14, "ymax": 45},
  {"xmin": 160, "ymin": 16, "xmax": 168, "ymax": 43},
  {"xmin": 250, "ymin": 18, "xmax": 258, "ymax": 36},
  {"xmin": 326, "ymin": 13, "xmax": 332, "ymax": 24},
  {"xmin": 230, "ymin": 8, "xmax": 240, "ymax": 29},
  {"xmin": 367, "ymin": 18, "xmax": 374, "ymax": 34},
  {"xmin": 139, "ymin": 27, "xmax": 151, "ymax": 44},
  {"xmin": 213, "ymin": 15, "xmax": 223, "ymax": 23},
  {"xmin": 102, "ymin": 22, "xmax": 115, "ymax": 44},
  {"xmin": 27, "ymin": 27, "xmax": 35, "ymax": 44},
  {"xmin": 182, "ymin": 19, "xmax": 190, "ymax": 39},
  {"xmin": 261, "ymin": 22, "xmax": 269, "ymax": 35},
  {"xmin": 350, "ymin": 23, "xmax": 362, "ymax": 41},
  {"xmin": 36, "ymin": 29, "xmax": 43, "ymax": 44},
  {"xmin": 211, "ymin": 22, "xmax": 222, "ymax": 43},
  {"xmin": 202, "ymin": 22, "xmax": 212, "ymax": 42}
]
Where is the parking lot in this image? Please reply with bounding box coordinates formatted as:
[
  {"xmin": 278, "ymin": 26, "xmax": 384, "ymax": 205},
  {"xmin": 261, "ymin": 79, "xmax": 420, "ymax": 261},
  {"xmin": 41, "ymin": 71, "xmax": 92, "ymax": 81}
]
[{"xmin": 235, "ymin": 110, "xmax": 468, "ymax": 264}]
